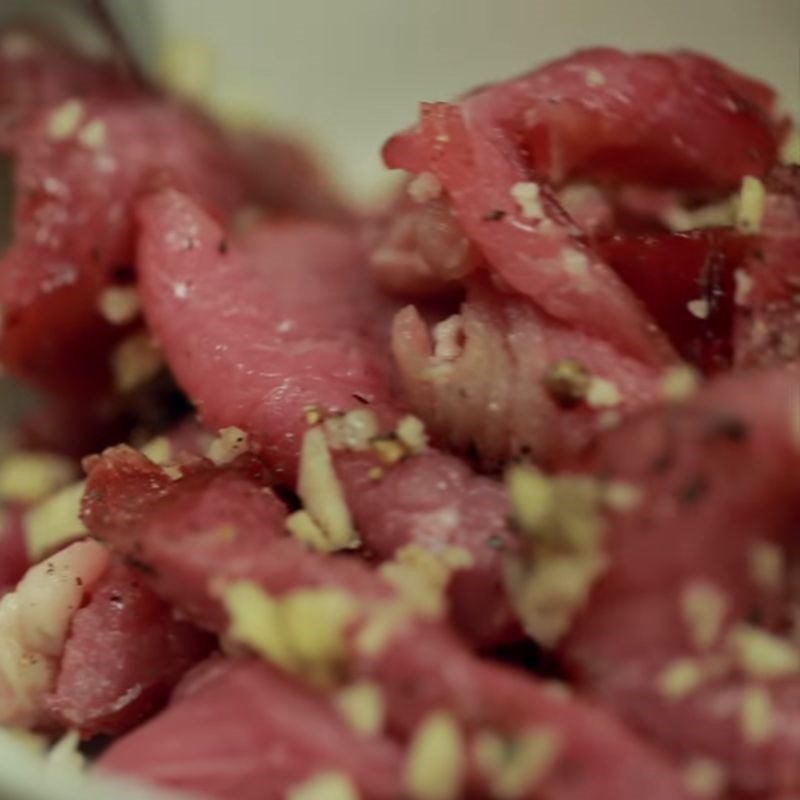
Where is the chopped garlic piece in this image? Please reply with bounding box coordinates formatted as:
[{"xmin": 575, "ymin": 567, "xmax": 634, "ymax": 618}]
[
  {"xmin": 748, "ymin": 540, "xmax": 784, "ymax": 592},
  {"xmin": 682, "ymin": 756, "xmax": 727, "ymax": 798},
  {"xmin": 220, "ymin": 582, "xmax": 358, "ymax": 685},
  {"xmin": 370, "ymin": 436, "xmax": 407, "ymax": 464},
  {"xmin": 158, "ymin": 39, "xmax": 214, "ymax": 101},
  {"xmin": 405, "ymin": 712, "xmax": 465, "ymax": 800},
  {"xmin": 584, "ymin": 68, "xmax": 606, "ymax": 87},
  {"xmin": 220, "ymin": 581, "xmax": 293, "ymax": 670},
  {"xmin": 474, "ymin": 728, "xmax": 561, "ymax": 798},
  {"xmin": 138, "ymin": 436, "xmax": 173, "ymax": 466},
  {"xmin": 335, "ymin": 681, "xmax": 385, "ymax": 736},
  {"xmin": 323, "ymin": 409, "xmax": 379, "ymax": 451},
  {"xmin": 681, "ymin": 581, "xmax": 727, "ymax": 650},
  {"xmin": 602, "ymin": 481, "xmax": 642, "ymax": 512},
  {"xmin": 728, "ymin": 625, "xmax": 800, "ymax": 679},
  {"xmin": 206, "ymin": 426, "xmax": 248, "ymax": 466},
  {"xmin": 780, "ymin": 128, "xmax": 800, "ymax": 165},
  {"xmin": 736, "ymin": 176, "xmax": 766, "ymax": 234},
  {"xmin": 23, "ymin": 481, "xmax": 86, "ymax": 561},
  {"xmin": 562, "ymin": 249, "xmax": 589, "ymax": 278},
  {"xmin": 739, "ymin": 686, "xmax": 774, "ymax": 744},
  {"xmin": 661, "ymin": 366, "xmax": 700, "ymax": 401},
  {"xmin": 687, "ymin": 299, "xmax": 711, "ymax": 320},
  {"xmin": 286, "ymin": 510, "xmax": 330, "ymax": 551},
  {"xmin": 510, "ymin": 182, "xmax": 543, "ymax": 219},
  {"xmin": 395, "ymin": 415, "xmax": 429, "ymax": 454},
  {"xmin": 505, "ymin": 466, "xmax": 555, "ymax": 533},
  {"xmin": 97, "ymin": 286, "xmax": 140, "ymax": 325},
  {"xmin": 45, "ymin": 730, "xmax": 84, "ymax": 774},
  {"xmin": 657, "ymin": 658, "xmax": 704, "ymax": 700},
  {"xmin": 586, "ymin": 377, "xmax": 621, "ymax": 408},
  {"xmin": 288, "ymin": 772, "xmax": 360, "ymax": 800},
  {"xmin": 354, "ymin": 602, "xmax": 413, "ymax": 658},
  {"xmin": 0, "ymin": 452, "xmax": 74, "ymax": 504},
  {"xmin": 77, "ymin": 119, "xmax": 107, "ymax": 150},
  {"xmin": 380, "ymin": 544, "xmax": 473, "ymax": 617},
  {"xmin": 408, "ymin": 172, "xmax": 443, "ymax": 203},
  {"xmin": 505, "ymin": 467, "xmax": 606, "ymax": 645},
  {"xmin": 111, "ymin": 334, "xmax": 163, "ymax": 392},
  {"xmin": 297, "ymin": 427, "xmax": 358, "ymax": 551},
  {"xmin": 47, "ymin": 99, "xmax": 83, "ymax": 140}
]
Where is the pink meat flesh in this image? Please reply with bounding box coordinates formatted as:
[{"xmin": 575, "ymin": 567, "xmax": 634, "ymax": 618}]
[
  {"xmin": 84, "ymin": 448, "xmax": 692, "ymax": 800},
  {"xmin": 48, "ymin": 560, "xmax": 214, "ymax": 737},
  {"xmin": 100, "ymin": 658, "xmax": 405, "ymax": 800},
  {"xmin": 561, "ymin": 366, "xmax": 800, "ymax": 797},
  {"xmin": 136, "ymin": 189, "xmax": 520, "ymax": 645}
]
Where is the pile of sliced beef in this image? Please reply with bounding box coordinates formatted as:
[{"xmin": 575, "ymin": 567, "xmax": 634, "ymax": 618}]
[{"xmin": 0, "ymin": 21, "xmax": 798, "ymax": 800}]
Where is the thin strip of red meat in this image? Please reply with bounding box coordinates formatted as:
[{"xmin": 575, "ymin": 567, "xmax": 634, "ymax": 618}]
[
  {"xmin": 551, "ymin": 366, "xmax": 800, "ymax": 797},
  {"xmin": 47, "ymin": 560, "xmax": 214, "ymax": 738},
  {"xmin": 385, "ymin": 48, "xmax": 786, "ymax": 192},
  {"xmin": 100, "ymin": 657, "xmax": 405, "ymax": 800},
  {"xmin": 83, "ymin": 448, "xmax": 692, "ymax": 800},
  {"xmin": 135, "ymin": 189, "xmax": 519, "ymax": 645}
]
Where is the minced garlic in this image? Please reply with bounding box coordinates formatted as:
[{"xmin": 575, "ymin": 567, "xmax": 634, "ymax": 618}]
[
  {"xmin": 77, "ymin": 119, "xmax": 107, "ymax": 150},
  {"xmin": 23, "ymin": 481, "xmax": 86, "ymax": 561},
  {"xmin": 206, "ymin": 426, "xmax": 248, "ymax": 466},
  {"xmin": 585, "ymin": 377, "xmax": 621, "ymax": 408},
  {"xmin": 380, "ymin": 544, "xmax": 473, "ymax": 617},
  {"xmin": 47, "ymin": 99, "xmax": 83, "ymax": 140},
  {"xmin": 657, "ymin": 658, "xmax": 704, "ymax": 700},
  {"xmin": 97, "ymin": 286, "xmax": 140, "ymax": 325},
  {"xmin": 728, "ymin": 625, "xmax": 800, "ymax": 679},
  {"xmin": 474, "ymin": 728, "xmax": 561, "ymax": 799},
  {"xmin": 504, "ymin": 466, "xmax": 606, "ymax": 645},
  {"xmin": 323, "ymin": 409, "xmax": 379, "ymax": 452},
  {"xmin": 748, "ymin": 540, "xmax": 784, "ymax": 593},
  {"xmin": 739, "ymin": 686, "xmax": 774, "ymax": 744},
  {"xmin": 286, "ymin": 510, "xmax": 330, "ymax": 552},
  {"xmin": 687, "ymin": 299, "xmax": 711, "ymax": 320},
  {"xmin": 405, "ymin": 712, "xmax": 465, "ymax": 800},
  {"xmin": 335, "ymin": 681, "xmax": 385, "ymax": 737},
  {"xmin": 510, "ymin": 182, "xmax": 544, "ymax": 220},
  {"xmin": 735, "ymin": 176, "xmax": 766, "ymax": 234},
  {"xmin": 220, "ymin": 581, "xmax": 358, "ymax": 685},
  {"xmin": 0, "ymin": 452, "xmax": 75, "ymax": 504},
  {"xmin": 780, "ymin": 128, "xmax": 800, "ymax": 166},
  {"xmin": 297, "ymin": 427, "xmax": 358, "ymax": 551},
  {"xmin": 395, "ymin": 415, "xmax": 429, "ymax": 455},
  {"xmin": 288, "ymin": 772, "xmax": 360, "ymax": 800},
  {"xmin": 111, "ymin": 333, "xmax": 163, "ymax": 393},
  {"xmin": 681, "ymin": 580, "xmax": 728, "ymax": 650},
  {"xmin": 661, "ymin": 366, "xmax": 701, "ymax": 402}
]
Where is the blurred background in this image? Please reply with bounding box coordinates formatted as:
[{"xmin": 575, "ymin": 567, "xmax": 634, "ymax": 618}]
[
  {"xmin": 2, "ymin": 0, "xmax": 798, "ymax": 203},
  {"xmin": 151, "ymin": 0, "xmax": 800, "ymax": 202}
]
